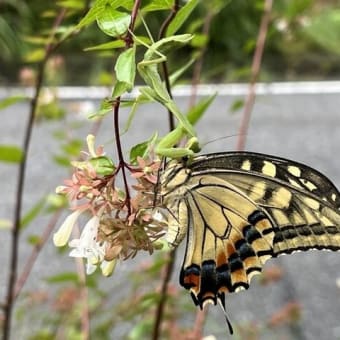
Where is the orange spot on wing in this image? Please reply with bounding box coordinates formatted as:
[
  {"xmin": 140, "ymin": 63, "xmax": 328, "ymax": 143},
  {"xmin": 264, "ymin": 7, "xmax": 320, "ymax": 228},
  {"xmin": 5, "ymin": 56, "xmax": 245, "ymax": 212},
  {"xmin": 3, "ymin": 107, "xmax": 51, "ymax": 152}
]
[
  {"xmin": 217, "ymin": 251, "xmax": 227, "ymax": 267},
  {"xmin": 255, "ymin": 219, "xmax": 272, "ymax": 233},
  {"xmin": 226, "ymin": 243, "xmax": 236, "ymax": 256},
  {"xmin": 231, "ymin": 268, "xmax": 247, "ymax": 285},
  {"xmin": 184, "ymin": 273, "xmax": 200, "ymax": 289},
  {"xmin": 218, "ymin": 286, "xmax": 229, "ymax": 294},
  {"xmin": 243, "ymin": 256, "xmax": 260, "ymax": 269}
]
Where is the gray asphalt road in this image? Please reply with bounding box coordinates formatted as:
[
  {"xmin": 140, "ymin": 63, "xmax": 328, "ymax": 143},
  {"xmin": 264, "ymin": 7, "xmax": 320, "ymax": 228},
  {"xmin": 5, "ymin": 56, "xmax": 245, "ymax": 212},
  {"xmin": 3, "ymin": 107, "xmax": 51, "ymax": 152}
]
[{"xmin": 1, "ymin": 85, "xmax": 340, "ymax": 339}]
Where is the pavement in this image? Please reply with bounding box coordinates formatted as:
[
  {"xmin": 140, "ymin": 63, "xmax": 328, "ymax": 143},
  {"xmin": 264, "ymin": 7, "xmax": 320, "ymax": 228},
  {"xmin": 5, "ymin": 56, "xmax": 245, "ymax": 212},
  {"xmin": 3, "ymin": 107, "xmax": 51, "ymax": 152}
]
[{"xmin": 1, "ymin": 84, "xmax": 340, "ymax": 339}]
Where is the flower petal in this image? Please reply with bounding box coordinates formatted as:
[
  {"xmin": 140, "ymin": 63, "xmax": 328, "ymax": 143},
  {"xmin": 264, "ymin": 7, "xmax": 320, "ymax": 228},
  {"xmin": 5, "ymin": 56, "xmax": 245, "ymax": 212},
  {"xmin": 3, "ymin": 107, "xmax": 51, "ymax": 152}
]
[
  {"xmin": 53, "ymin": 210, "xmax": 82, "ymax": 247},
  {"xmin": 101, "ymin": 259, "xmax": 116, "ymax": 277},
  {"xmin": 86, "ymin": 261, "xmax": 98, "ymax": 275}
]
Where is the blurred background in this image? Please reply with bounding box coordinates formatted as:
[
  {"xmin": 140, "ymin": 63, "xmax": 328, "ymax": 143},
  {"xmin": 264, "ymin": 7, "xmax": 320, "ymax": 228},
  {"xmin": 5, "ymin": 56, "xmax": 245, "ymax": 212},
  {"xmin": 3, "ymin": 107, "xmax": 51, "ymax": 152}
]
[
  {"xmin": 1, "ymin": 0, "xmax": 340, "ymax": 86},
  {"xmin": 1, "ymin": 1, "xmax": 340, "ymax": 339}
]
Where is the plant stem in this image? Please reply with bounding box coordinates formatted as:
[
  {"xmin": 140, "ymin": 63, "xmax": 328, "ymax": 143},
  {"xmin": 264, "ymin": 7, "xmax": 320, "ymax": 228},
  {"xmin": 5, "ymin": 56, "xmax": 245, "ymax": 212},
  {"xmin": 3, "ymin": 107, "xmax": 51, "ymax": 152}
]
[
  {"xmin": 158, "ymin": 0, "xmax": 180, "ymax": 130},
  {"xmin": 236, "ymin": 0, "xmax": 273, "ymax": 151},
  {"xmin": 189, "ymin": 10, "xmax": 214, "ymax": 108},
  {"xmin": 113, "ymin": 100, "xmax": 132, "ymax": 215},
  {"xmin": 13, "ymin": 210, "xmax": 62, "ymax": 299},
  {"xmin": 1, "ymin": 9, "xmax": 67, "ymax": 339},
  {"xmin": 151, "ymin": 2, "xmax": 180, "ymax": 339},
  {"xmin": 112, "ymin": 0, "xmax": 142, "ymax": 216},
  {"xmin": 151, "ymin": 249, "xmax": 176, "ymax": 340}
]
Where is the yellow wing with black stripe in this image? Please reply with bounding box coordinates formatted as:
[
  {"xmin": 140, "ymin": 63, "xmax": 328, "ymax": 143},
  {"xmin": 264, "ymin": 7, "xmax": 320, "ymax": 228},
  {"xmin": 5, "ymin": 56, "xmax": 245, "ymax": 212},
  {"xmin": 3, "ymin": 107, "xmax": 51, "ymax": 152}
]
[{"xmin": 160, "ymin": 151, "xmax": 340, "ymax": 327}]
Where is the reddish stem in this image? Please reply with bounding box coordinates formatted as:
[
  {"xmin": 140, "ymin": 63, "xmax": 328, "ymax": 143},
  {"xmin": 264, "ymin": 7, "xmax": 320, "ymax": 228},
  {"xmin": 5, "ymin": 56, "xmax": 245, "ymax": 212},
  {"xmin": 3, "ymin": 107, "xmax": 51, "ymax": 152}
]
[{"xmin": 236, "ymin": 0, "xmax": 273, "ymax": 151}]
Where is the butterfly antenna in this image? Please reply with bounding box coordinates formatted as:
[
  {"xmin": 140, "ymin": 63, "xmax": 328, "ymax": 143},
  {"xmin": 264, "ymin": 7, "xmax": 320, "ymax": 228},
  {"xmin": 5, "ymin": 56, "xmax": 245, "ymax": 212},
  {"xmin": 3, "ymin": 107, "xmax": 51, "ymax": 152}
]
[
  {"xmin": 202, "ymin": 133, "xmax": 247, "ymax": 147},
  {"xmin": 218, "ymin": 294, "xmax": 234, "ymax": 335}
]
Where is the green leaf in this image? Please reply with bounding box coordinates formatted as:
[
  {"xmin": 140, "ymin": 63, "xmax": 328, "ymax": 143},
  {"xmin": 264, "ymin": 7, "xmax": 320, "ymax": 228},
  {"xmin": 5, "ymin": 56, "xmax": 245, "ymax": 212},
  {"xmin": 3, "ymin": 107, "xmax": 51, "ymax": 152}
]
[
  {"xmin": 229, "ymin": 99, "xmax": 244, "ymax": 113},
  {"xmin": 115, "ymin": 47, "xmax": 136, "ymax": 83},
  {"xmin": 46, "ymin": 194, "xmax": 68, "ymax": 211},
  {"xmin": 142, "ymin": 0, "xmax": 172, "ymax": 12},
  {"xmin": 128, "ymin": 320, "xmax": 153, "ymax": 340},
  {"xmin": 76, "ymin": 0, "xmax": 107, "ymax": 29},
  {"xmin": 130, "ymin": 142, "xmax": 149, "ymax": 165},
  {"xmin": 20, "ymin": 198, "xmax": 46, "ymax": 230},
  {"xmin": 166, "ymin": 0, "xmax": 199, "ymax": 36},
  {"xmin": 0, "ymin": 145, "xmax": 23, "ymax": 163},
  {"xmin": 111, "ymin": 81, "xmax": 130, "ymax": 98},
  {"xmin": 169, "ymin": 59, "xmax": 195, "ymax": 85},
  {"xmin": 24, "ymin": 48, "xmax": 45, "ymax": 63},
  {"xmin": 88, "ymin": 99, "xmax": 112, "ymax": 119},
  {"xmin": 187, "ymin": 93, "xmax": 217, "ymax": 125},
  {"xmin": 84, "ymin": 40, "xmax": 125, "ymax": 51},
  {"xmin": 45, "ymin": 272, "xmax": 80, "ymax": 284},
  {"xmin": 0, "ymin": 95, "xmax": 28, "ymax": 110},
  {"xmin": 27, "ymin": 235, "xmax": 42, "ymax": 246},
  {"xmin": 130, "ymin": 133, "xmax": 158, "ymax": 164},
  {"xmin": 77, "ymin": 0, "xmax": 133, "ymax": 29},
  {"xmin": 303, "ymin": 9, "xmax": 340, "ymax": 55},
  {"xmin": 57, "ymin": 0, "xmax": 84, "ymax": 9},
  {"xmin": 89, "ymin": 156, "xmax": 115, "ymax": 176},
  {"xmin": 121, "ymin": 100, "xmax": 139, "ymax": 134},
  {"xmin": 114, "ymin": 46, "xmax": 136, "ymax": 93},
  {"xmin": 53, "ymin": 155, "xmax": 71, "ymax": 167},
  {"xmin": 191, "ymin": 33, "xmax": 208, "ymax": 48},
  {"xmin": 96, "ymin": 9, "xmax": 131, "ymax": 37},
  {"xmin": 62, "ymin": 139, "xmax": 82, "ymax": 156}
]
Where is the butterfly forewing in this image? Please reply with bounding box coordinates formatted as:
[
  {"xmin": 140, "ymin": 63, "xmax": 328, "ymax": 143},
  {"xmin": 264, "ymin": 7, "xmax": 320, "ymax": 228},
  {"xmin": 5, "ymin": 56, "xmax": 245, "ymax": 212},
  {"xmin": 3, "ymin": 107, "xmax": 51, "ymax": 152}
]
[{"xmin": 161, "ymin": 152, "xmax": 340, "ymax": 310}]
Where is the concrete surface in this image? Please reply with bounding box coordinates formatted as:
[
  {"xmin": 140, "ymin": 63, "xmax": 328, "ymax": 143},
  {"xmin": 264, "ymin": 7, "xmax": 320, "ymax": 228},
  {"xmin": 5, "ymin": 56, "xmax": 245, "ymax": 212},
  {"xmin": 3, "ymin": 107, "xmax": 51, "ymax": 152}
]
[{"xmin": 1, "ymin": 84, "xmax": 340, "ymax": 339}]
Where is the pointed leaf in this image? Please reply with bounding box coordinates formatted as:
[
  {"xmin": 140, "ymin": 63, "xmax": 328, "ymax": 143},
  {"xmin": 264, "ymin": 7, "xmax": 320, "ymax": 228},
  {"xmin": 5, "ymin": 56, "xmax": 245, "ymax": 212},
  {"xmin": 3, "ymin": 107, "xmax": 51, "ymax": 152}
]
[
  {"xmin": 84, "ymin": 40, "xmax": 125, "ymax": 51},
  {"xmin": 142, "ymin": 0, "xmax": 172, "ymax": 11},
  {"xmin": 45, "ymin": 272, "xmax": 79, "ymax": 284},
  {"xmin": 130, "ymin": 133, "xmax": 158, "ymax": 164},
  {"xmin": 97, "ymin": 9, "xmax": 130, "ymax": 37},
  {"xmin": 167, "ymin": 0, "xmax": 199, "ymax": 36},
  {"xmin": 187, "ymin": 93, "xmax": 217, "ymax": 125},
  {"xmin": 20, "ymin": 198, "xmax": 46, "ymax": 230},
  {"xmin": 114, "ymin": 46, "xmax": 136, "ymax": 93},
  {"xmin": 0, "ymin": 145, "xmax": 23, "ymax": 163},
  {"xmin": 0, "ymin": 95, "xmax": 28, "ymax": 110}
]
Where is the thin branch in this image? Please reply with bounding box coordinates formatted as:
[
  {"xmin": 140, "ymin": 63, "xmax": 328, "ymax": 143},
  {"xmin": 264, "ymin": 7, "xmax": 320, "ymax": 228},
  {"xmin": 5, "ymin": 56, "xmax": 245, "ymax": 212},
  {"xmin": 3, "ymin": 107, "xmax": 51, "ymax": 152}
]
[
  {"xmin": 158, "ymin": 0, "xmax": 180, "ymax": 130},
  {"xmin": 113, "ymin": 100, "xmax": 131, "ymax": 215},
  {"xmin": 13, "ymin": 209, "xmax": 63, "ymax": 299},
  {"xmin": 152, "ymin": 249, "xmax": 176, "ymax": 340},
  {"xmin": 236, "ymin": 0, "xmax": 273, "ymax": 151},
  {"xmin": 189, "ymin": 10, "xmax": 214, "ymax": 108},
  {"xmin": 12, "ymin": 119, "xmax": 102, "ymax": 336},
  {"xmin": 1, "ymin": 9, "xmax": 67, "ymax": 339},
  {"xmin": 1, "ymin": 9, "xmax": 67, "ymax": 340},
  {"xmin": 191, "ymin": 308, "xmax": 208, "ymax": 339},
  {"xmin": 112, "ymin": 0, "xmax": 142, "ymax": 216}
]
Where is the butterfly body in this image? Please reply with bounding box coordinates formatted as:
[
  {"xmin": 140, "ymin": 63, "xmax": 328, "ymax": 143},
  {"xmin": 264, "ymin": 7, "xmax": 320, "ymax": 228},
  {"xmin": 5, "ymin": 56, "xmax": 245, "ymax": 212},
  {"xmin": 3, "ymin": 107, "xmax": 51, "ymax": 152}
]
[{"xmin": 160, "ymin": 151, "xmax": 340, "ymax": 314}]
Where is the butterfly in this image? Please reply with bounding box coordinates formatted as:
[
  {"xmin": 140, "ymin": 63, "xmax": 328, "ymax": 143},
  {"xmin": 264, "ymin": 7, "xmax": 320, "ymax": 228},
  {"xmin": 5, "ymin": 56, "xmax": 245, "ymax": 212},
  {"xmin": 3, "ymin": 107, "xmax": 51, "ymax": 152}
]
[{"xmin": 160, "ymin": 151, "xmax": 340, "ymax": 334}]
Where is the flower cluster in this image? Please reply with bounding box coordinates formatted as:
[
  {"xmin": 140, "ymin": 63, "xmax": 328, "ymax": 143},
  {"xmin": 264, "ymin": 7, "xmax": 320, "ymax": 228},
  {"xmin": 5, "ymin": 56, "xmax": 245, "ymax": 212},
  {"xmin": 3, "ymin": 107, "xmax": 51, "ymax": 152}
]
[{"xmin": 53, "ymin": 135, "xmax": 165, "ymax": 276}]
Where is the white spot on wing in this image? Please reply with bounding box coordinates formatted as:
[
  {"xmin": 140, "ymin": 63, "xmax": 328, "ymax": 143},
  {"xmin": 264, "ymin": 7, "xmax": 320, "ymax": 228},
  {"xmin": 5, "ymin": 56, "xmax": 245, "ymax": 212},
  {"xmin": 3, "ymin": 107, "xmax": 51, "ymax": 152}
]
[
  {"xmin": 262, "ymin": 161, "xmax": 276, "ymax": 177},
  {"xmin": 241, "ymin": 160, "xmax": 251, "ymax": 171},
  {"xmin": 288, "ymin": 165, "xmax": 301, "ymax": 177}
]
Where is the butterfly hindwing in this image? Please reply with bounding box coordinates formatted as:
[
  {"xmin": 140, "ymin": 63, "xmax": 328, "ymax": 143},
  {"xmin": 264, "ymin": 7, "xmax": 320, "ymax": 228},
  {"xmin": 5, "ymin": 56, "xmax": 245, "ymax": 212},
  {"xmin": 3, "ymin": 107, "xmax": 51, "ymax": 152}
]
[{"xmin": 161, "ymin": 151, "xmax": 340, "ymax": 310}]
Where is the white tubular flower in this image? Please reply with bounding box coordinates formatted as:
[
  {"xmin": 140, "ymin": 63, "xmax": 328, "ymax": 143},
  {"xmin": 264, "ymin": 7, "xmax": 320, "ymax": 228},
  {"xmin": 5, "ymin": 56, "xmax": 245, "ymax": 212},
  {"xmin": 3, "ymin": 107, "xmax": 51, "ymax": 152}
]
[
  {"xmin": 69, "ymin": 215, "xmax": 106, "ymax": 275},
  {"xmin": 100, "ymin": 259, "xmax": 116, "ymax": 277},
  {"xmin": 53, "ymin": 210, "xmax": 82, "ymax": 247},
  {"xmin": 86, "ymin": 134, "xmax": 97, "ymax": 158}
]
